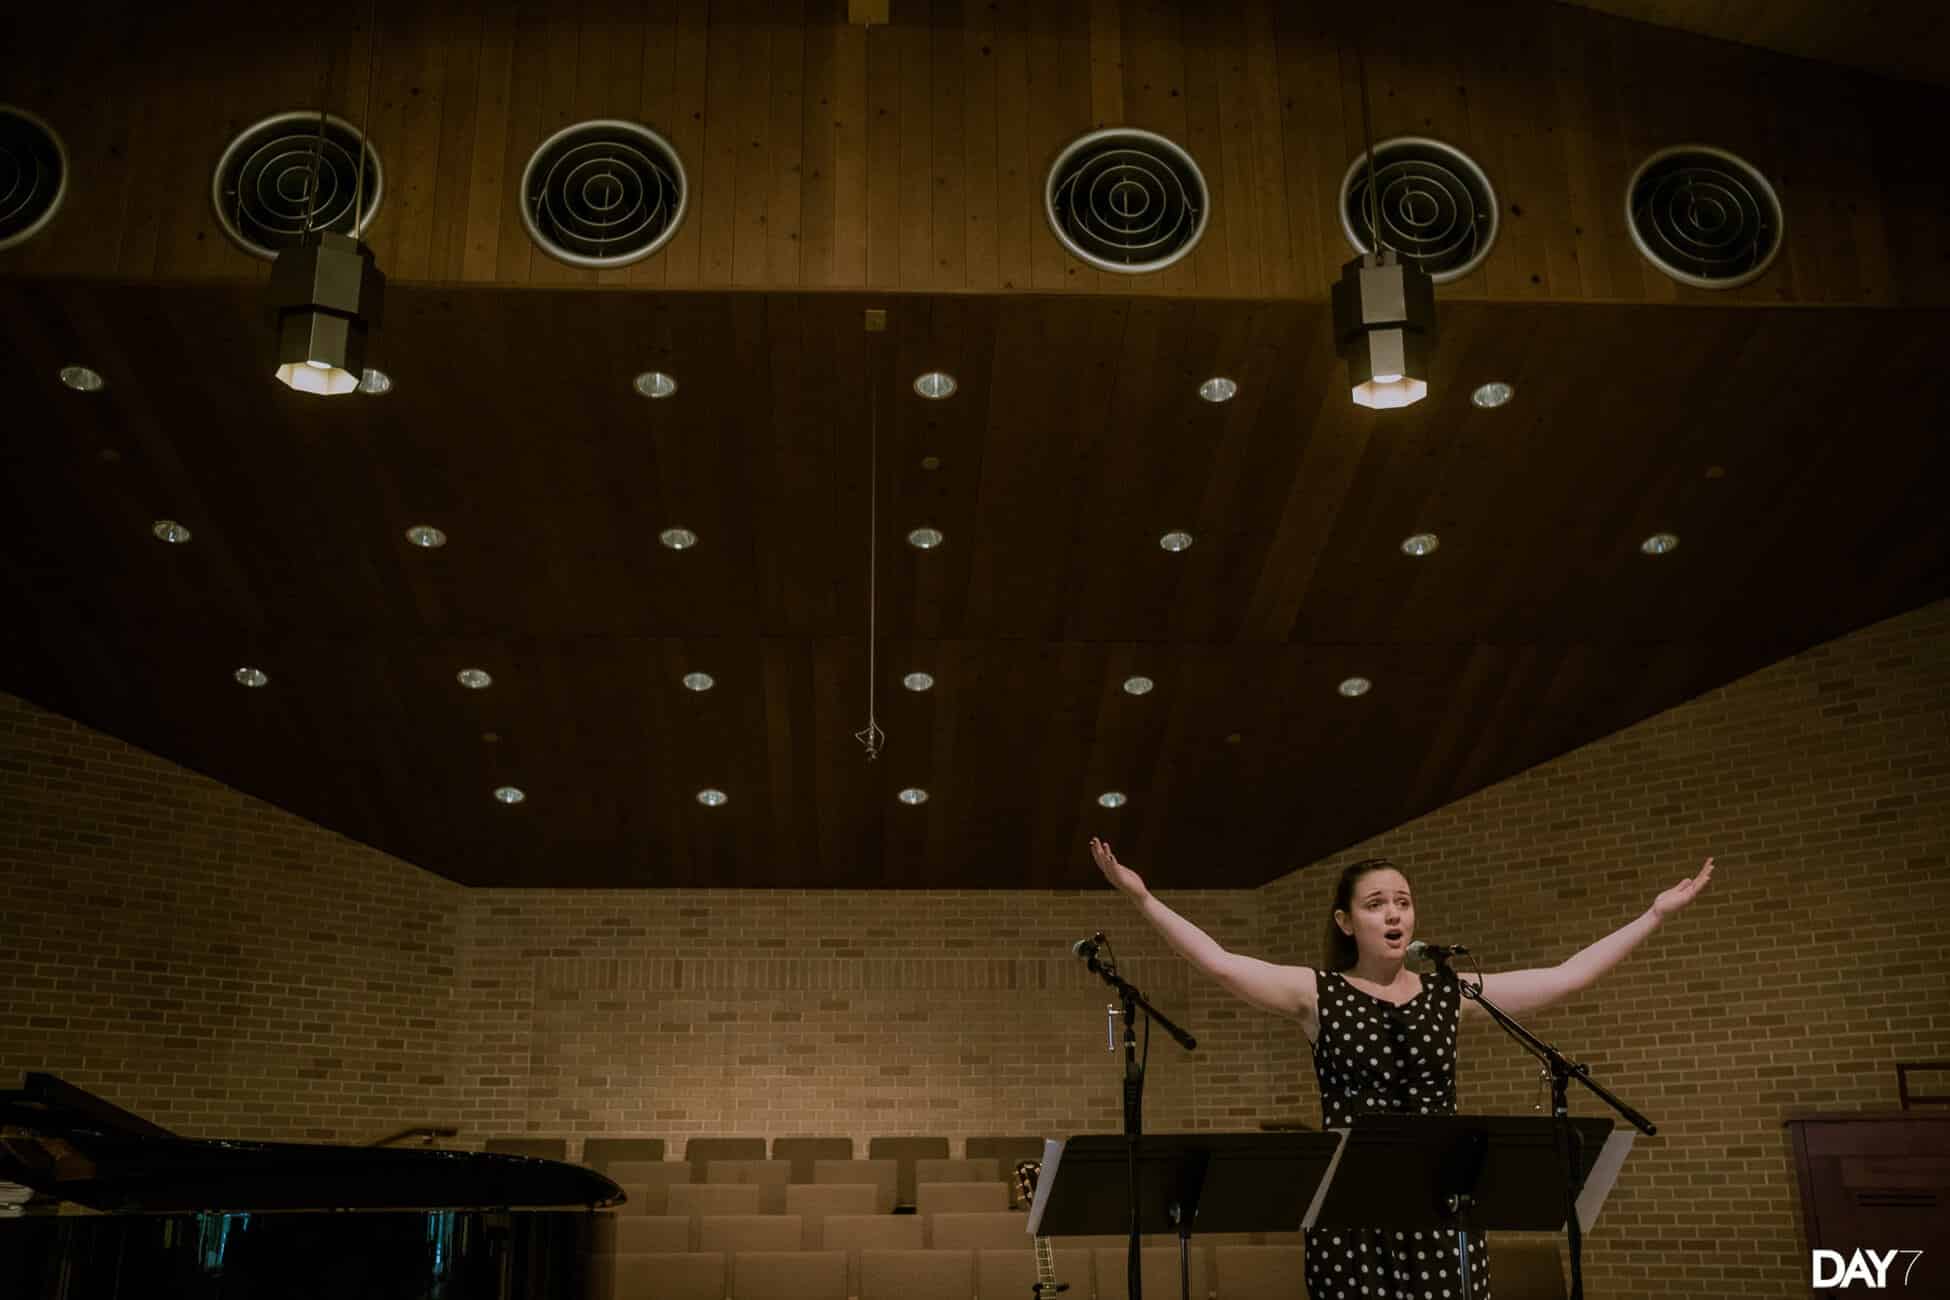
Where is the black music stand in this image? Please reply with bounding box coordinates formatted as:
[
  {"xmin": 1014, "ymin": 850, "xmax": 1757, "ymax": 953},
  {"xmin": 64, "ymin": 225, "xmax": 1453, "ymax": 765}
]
[
  {"xmin": 1305, "ymin": 1114, "xmax": 1623, "ymax": 1300},
  {"xmin": 1027, "ymin": 1132, "xmax": 1342, "ymax": 1300}
]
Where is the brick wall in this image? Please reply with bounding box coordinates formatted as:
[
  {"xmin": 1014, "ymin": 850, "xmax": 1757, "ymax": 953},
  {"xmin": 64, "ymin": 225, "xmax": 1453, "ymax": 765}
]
[
  {"xmin": 4, "ymin": 597, "xmax": 1946, "ymax": 1298},
  {"xmin": 0, "ymin": 701, "xmax": 463, "ymax": 1141}
]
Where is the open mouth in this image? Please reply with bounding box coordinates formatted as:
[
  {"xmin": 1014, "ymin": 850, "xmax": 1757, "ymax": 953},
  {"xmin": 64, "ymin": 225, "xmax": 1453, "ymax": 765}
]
[{"xmin": 1384, "ymin": 929, "xmax": 1404, "ymax": 945}]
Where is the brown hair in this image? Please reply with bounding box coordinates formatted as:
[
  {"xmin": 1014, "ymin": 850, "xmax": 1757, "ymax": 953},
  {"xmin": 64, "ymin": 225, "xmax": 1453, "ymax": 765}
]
[{"xmin": 1322, "ymin": 858, "xmax": 1407, "ymax": 970}]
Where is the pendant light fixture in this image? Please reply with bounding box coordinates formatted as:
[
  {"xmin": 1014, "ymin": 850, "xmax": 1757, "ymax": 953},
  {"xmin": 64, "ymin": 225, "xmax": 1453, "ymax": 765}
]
[
  {"xmin": 271, "ymin": 8, "xmax": 384, "ymax": 396},
  {"xmin": 1331, "ymin": 42, "xmax": 1435, "ymax": 410}
]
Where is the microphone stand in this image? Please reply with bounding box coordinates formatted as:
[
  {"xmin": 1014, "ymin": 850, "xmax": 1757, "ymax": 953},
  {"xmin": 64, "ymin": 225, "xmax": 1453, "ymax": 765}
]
[
  {"xmin": 1079, "ymin": 941, "xmax": 1196, "ymax": 1300},
  {"xmin": 1436, "ymin": 954, "xmax": 1656, "ymax": 1300}
]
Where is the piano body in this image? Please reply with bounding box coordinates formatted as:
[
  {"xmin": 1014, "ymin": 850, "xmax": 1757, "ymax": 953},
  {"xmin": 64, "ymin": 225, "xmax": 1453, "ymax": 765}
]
[{"xmin": 0, "ymin": 1073, "xmax": 622, "ymax": 1299}]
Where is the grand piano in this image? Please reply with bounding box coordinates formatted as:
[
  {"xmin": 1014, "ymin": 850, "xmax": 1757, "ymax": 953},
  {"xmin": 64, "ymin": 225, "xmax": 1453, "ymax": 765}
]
[{"xmin": 0, "ymin": 1073, "xmax": 623, "ymax": 1299}]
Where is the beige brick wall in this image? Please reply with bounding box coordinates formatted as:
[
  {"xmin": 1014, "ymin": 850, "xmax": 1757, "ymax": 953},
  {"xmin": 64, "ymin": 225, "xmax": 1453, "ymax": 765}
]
[
  {"xmin": 4, "ymin": 597, "xmax": 1946, "ymax": 1298},
  {"xmin": 0, "ymin": 703, "xmax": 463, "ymax": 1141}
]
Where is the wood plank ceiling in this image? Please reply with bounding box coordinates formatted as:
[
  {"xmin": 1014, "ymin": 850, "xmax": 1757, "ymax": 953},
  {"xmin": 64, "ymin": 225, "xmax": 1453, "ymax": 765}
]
[{"xmin": 2, "ymin": 281, "xmax": 1945, "ymax": 888}]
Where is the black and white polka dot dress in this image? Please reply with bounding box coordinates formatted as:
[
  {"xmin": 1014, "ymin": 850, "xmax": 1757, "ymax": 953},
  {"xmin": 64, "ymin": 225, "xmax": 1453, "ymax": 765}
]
[{"xmin": 1305, "ymin": 966, "xmax": 1493, "ymax": 1300}]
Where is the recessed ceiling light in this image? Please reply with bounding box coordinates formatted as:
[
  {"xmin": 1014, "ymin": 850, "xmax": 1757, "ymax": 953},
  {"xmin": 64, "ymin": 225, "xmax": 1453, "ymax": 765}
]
[
  {"xmin": 1338, "ymin": 676, "xmax": 1371, "ymax": 697},
  {"xmin": 59, "ymin": 366, "xmax": 105, "ymax": 392},
  {"xmin": 358, "ymin": 368, "xmax": 392, "ymax": 395},
  {"xmin": 696, "ymin": 788, "xmax": 728, "ymax": 807},
  {"xmin": 1401, "ymin": 532, "xmax": 1439, "ymax": 557},
  {"xmin": 902, "ymin": 672, "xmax": 934, "ymax": 692},
  {"xmin": 907, "ymin": 527, "xmax": 944, "ymax": 550},
  {"xmin": 921, "ymin": 455, "xmax": 941, "ymax": 471},
  {"xmin": 897, "ymin": 787, "xmax": 929, "ymax": 805},
  {"xmin": 913, "ymin": 371, "xmax": 956, "ymax": 399},
  {"xmin": 1098, "ymin": 790, "xmax": 1127, "ymax": 809},
  {"xmin": 1198, "ymin": 377, "xmax": 1238, "ymax": 403},
  {"xmin": 405, "ymin": 524, "xmax": 447, "ymax": 549},
  {"xmin": 682, "ymin": 671, "xmax": 715, "ymax": 692},
  {"xmin": 1123, "ymin": 675, "xmax": 1154, "ymax": 696},
  {"xmin": 660, "ymin": 527, "xmax": 698, "ymax": 550},
  {"xmin": 1471, "ymin": 381, "xmax": 1514, "ymax": 408},
  {"xmin": 152, "ymin": 520, "xmax": 192, "ymax": 544},
  {"xmin": 634, "ymin": 371, "xmax": 677, "ymax": 399},
  {"xmin": 234, "ymin": 666, "xmax": 269, "ymax": 688},
  {"xmin": 1640, "ymin": 532, "xmax": 1679, "ymax": 555},
  {"xmin": 493, "ymin": 785, "xmax": 526, "ymax": 805},
  {"xmin": 1159, "ymin": 530, "xmax": 1194, "ymax": 552},
  {"xmin": 457, "ymin": 668, "xmax": 493, "ymax": 689}
]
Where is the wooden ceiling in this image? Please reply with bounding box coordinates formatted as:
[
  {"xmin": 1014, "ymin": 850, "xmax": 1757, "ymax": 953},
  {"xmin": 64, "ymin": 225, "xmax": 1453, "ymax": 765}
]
[
  {"xmin": 1553, "ymin": 1, "xmax": 1950, "ymax": 89},
  {"xmin": 2, "ymin": 280, "xmax": 1944, "ymax": 888}
]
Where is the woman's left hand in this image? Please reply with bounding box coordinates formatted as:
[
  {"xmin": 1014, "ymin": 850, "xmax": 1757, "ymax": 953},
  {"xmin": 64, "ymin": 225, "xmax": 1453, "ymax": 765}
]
[{"xmin": 1651, "ymin": 857, "xmax": 1714, "ymax": 918}]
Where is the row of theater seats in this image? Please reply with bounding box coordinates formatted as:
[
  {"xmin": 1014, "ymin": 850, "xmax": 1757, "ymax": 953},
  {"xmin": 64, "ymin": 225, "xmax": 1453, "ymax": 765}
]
[
  {"xmin": 481, "ymin": 1137, "xmax": 1568, "ymax": 1298},
  {"xmin": 482, "ymin": 1135, "xmax": 1044, "ymax": 1211},
  {"xmin": 596, "ymin": 1240, "xmax": 1309, "ymax": 1300}
]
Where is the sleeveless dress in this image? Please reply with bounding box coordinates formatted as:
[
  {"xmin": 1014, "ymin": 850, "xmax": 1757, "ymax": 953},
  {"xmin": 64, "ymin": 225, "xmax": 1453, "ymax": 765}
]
[{"xmin": 1304, "ymin": 965, "xmax": 1494, "ymax": 1300}]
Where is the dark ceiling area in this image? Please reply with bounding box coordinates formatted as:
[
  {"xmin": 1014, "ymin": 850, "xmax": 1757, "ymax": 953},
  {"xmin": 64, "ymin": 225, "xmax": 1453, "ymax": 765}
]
[{"xmin": 1, "ymin": 280, "xmax": 1945, "ymax": 888}]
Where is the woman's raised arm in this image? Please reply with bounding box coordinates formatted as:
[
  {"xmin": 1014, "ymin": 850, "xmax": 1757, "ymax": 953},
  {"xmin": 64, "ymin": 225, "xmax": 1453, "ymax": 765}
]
[
  {"xmin": 1461, "ymin": 857, "xmax": 1715, "ymax": 1018},
  {"xmin": 1091, "ymin": 837, "xmax": 1319, "ymax": 1029}
]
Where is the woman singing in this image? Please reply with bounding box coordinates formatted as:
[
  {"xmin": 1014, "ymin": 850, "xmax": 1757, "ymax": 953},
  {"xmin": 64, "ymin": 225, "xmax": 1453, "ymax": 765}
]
[{"xmin": 1088, "ymin": 837, "xmax": 1714, "ymax": 1300}]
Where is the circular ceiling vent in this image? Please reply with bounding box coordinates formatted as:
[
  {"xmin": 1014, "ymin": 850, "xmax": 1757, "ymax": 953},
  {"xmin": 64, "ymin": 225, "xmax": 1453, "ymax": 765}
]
[
  {"xmin": 212, "ymin": 111, "xmax": 383, "ymax": 260},
  {"xmin": 520, "ymin": 119, "xmax": 687, "ymax": 267},
  {"xmin": 1339, "ymin": 137, "xmax": 1497, "ymax": 284},
  {"xmin": 1626, "ymin": 145, "xmax": 1783, "ymax": 289},
  {"xmin": 0, "ymin": 105, "xmax": 69, "ymax": 252},
  {"xmin": 1045, "ymin": 128, "xmax": 1208, "ymax": 274}
]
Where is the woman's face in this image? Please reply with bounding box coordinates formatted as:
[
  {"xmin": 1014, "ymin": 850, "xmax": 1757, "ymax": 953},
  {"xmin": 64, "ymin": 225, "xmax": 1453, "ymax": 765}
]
[{"xmin": 1336, "ymin": 868, "xmax": 1415, "ymax": 962}]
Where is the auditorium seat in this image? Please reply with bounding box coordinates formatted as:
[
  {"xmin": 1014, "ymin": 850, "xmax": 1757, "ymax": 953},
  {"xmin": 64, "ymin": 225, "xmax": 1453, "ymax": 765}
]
[
  {"xmin": 821, "ymin": 1213, "xmax": 926, "ymax": 1296},
  {"xmin": 1491, "ymin": 1238, "xmax": 1567, "ymax": 1299},
  {"xmin": 1212, "ymin": 1244, "xmax": 1308, "ymax": 1298},
  {"xmin": 602, "ymin": 1251, "xmax": 723, "ymax": 1300},
  {"xmin": 866, "ymin": 1136, "xmax": 950, "ymax": 1208},
  {"xmin": 915, "ymin": 1180, "xmax": 1010, "ymax": 1217},
  {"xmin": 683, "ymin": 1136, "xmax": 767, "ymax": 1175},
  {"xmin": 916, "ymin": 1156, "xmax": 1001, "ymax": 1185},
  {"xmin": 581, "ymin": 1137, "xmax": 666, "ymax": 1172},
  {"xmin": 771, "ymin": 1136, "xmax": 854, "ymax": 1181},
  {"xmin": 929, "ymin": 1210, "xmax": 1032, "ymax": 1250},
  {"xmin": 604, "ymin": 1161, "xmax": 691, "ymax": 1215},
  {"xmin": 703, "ymin": 1157, "xmax": 792, "ymax": 1212},
  {"xmin": 594, "ymin": 1214, "xmax": 690, "ymax": 1254},
  {"xmin": 860, "ymin": 1247, "xmax": 975, "ymax": 1300},
  {"xmin": 608, "ymin": 1184, "xmax": 652, "ymax": 1217},
  {"xmin": 785, "ymin": 1181, "xmax": 879, "ymax": 1248},
  {"xmin": 978, "ymin": 1246, "xmax": 1094, "ymax": 1300},
  {"xmin": 731, "ymin": 1249, "xmax": 847, "ymax": 1300},
  {"xmin": 1093, "ymin": 1245, "xmax": 1210, "ymax": 1300},
  {"xmin": 697, "ymin": 1213, "xmax": 803, "ymax": 1254},
  {"xmin": 965, "ymin": 1136, "xmax": 1048, "ymax": 1205},
  {"xmin": 666, "ymin": 1182, "xmax": 761, "ymax": 1218},
  {"xmin": 483, "ymin": 1138, "xmax": 567, "ymax": 1160},
  {"xmin": 812, "ymin": 1158, "xmax": 898, "ymax": 1213}
]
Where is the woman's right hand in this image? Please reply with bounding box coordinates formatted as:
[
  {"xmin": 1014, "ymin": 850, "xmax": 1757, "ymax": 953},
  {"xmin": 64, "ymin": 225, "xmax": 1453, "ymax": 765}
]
[{"xmin": 1090, "ymin": 837, "xmax": 1150, "ymax": 901}]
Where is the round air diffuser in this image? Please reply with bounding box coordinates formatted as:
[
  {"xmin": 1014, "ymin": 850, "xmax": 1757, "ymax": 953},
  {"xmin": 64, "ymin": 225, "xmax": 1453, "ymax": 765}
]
[
  {"xmin": 1626, "ymin": 145, "xmax": 1783, "ymax": 289},
  {"xmin": 520, "ymin": 119, "xmax": 687, "ymax": 267},
  {"xmin": 0, "ymin": 105, "xmax": 69, "ymax": 252},
  {"xmin": 1339, "ymin": 136, "xmax": 1497, "ymax": 284},
  {"xmin": 1045, "ymin": 128, "xmax": 1208, "ymax": 274},
  {"xmin": 212, "ymin": 111, "xmax": 382, "ymax": 259}
]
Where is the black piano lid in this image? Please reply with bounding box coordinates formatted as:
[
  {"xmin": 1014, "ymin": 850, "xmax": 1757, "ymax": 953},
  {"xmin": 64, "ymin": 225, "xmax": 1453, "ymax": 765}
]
[{"xmin": 1, "ymin": 1074, "xmax": 623, "ymax": 1214}]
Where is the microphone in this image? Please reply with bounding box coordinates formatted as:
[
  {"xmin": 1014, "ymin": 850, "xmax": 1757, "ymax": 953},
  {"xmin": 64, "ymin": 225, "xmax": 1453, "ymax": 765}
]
[
  {"xmin": 1071, "ymin": 932, "xmax": 1105, "ymax": 960},
  {"xmin": 1406, "ymin": 939, "xmax": 1469, "ymax": 961}
]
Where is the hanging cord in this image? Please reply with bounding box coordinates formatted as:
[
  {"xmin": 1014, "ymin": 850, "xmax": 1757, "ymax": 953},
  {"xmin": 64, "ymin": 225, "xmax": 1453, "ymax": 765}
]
[
  {"xmin": 853, "ymin": 331, "xmax": 885, "ymax": 760},
  {"xmin": 1357, "ymin": 40, "xmax": 1385, "ymax": 256},
  {"xmin": 350, "ymin": 0, "xmax": 378, "ymax": 238}
]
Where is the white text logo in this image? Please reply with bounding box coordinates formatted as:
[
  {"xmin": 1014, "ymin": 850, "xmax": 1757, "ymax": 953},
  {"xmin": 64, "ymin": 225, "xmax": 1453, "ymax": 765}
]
[{"xmin": 1812, "ymin": 1249, "xmax": 1925, "ymax": 1290}]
